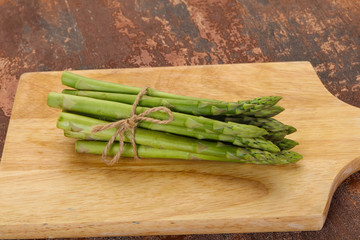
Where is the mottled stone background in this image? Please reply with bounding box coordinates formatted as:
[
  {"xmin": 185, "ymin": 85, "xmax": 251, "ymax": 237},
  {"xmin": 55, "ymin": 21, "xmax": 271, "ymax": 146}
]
[{"xmin": 0, "ymin": 0, "xmax": 359, "ymax": 239}]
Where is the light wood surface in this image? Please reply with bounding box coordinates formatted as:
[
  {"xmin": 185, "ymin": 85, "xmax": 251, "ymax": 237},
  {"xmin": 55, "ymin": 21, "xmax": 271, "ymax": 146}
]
[{"xmin": 1, "ymin": 62, "xmax": 360, "ymax": 238}]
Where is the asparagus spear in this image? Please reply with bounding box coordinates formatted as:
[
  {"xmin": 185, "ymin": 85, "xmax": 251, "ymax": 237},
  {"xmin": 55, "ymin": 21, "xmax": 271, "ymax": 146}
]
[
  {"xmin": 220, "ymin": 116, "xmax": 296, "ymax": 135},
  {"xmin": 274, "ymin": 138, "xmax": 299, "ymax": 150},
  {"xmin": 63, "ymin": 89, "xmax": 232, "ymax": 115},
  {"xmin": 265, "ymin": 131, "xmax": 288, "ymax": 141},
  {"xmin": 62, "ymin": 71, "xmax": 226, "ymax": 102},
  {"xmin": 66, "ymin": 130, "xmax": 242, "ymax": 159},
  {"xmin": 47, "ymin": 92, "xmax": 268, "ymax": 138},
  {"xmin": 76, "ymin": 140, "xmax": 302, "ymax": 165},
  {"xmin": 244, "ymin": 105, "xmax": 284, "ymax": 118},
  {"xmin": 58, "ymin": 112, "xmax": 280, "ymax": 153},
  {"xmin": 76, "ymin": 140, "xmax": 228, "ymax": 162},
  {"xmin": 62, "ymin": 89, "xmax": 282, "ymax": 116}
]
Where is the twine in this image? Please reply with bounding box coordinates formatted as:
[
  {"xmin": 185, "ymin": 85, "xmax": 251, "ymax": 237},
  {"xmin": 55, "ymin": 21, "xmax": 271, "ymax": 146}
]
[{"xmin": 91, "ymin": 87, "xmax": 174, "ymax": 165}]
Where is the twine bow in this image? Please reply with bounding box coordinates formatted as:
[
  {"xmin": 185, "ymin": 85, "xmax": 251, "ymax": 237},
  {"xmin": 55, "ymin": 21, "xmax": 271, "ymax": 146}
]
[{"xmin": 91, "ymin": 87, "xmax": 174, "ymax": 166}]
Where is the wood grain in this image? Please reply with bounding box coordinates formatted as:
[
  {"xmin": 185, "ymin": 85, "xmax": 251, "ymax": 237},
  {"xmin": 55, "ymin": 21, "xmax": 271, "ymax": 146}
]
[{"xmin": 1, "ymin": 62, "xmax": 360, "ymax": 238}]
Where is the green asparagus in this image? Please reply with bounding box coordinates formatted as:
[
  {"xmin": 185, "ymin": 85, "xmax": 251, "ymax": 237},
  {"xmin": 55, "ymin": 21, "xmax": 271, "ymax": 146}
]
[
  {"xmin": 58, "ymin": 111, "xmax": 278, "ymax": 151},
  {"xmin": 47, "ymin": 92, "xmax": 268, "ymax": 138},
  {"xmin": 63, "ymin": 71, "xmax": 227, "ymax": 102},
  {"xmin": 265, "ymin": 131, "xmax": 289, "ymax": 141},
  {"xmin": 62, "ymin": 89, "xmax": 282, "ymax": 116},
  {"xmin": 139, "ymin": 121, "xmax": 279, "ymax": 152},
  {"xmin": 76, "ymin": 140, "xmax": 302, "ymax": 165},
  {"xmin": 219, "ymin": 116, "xmax": 296, "ymax": 135},
  {"xmin": 274, "ymin": 138, "xmax": 299, "ymax": 150},
  {"xmin": 58, "ymin": 112, "xmax": 280, "ymax": 153},
  {"xmin": 76, "ymin": 140, "xmax": 228, "ymax": 162},
  {"xmin": 46, "ymin": 71, "xmax": 303, "ymax": 165},
  {"xmin": 238, "ymin": 105, "xmax": 284, "ymax": 118}
]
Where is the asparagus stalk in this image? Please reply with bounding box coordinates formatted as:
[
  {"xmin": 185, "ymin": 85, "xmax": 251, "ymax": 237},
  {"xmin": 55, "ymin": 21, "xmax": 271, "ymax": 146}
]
[
  {"xmin": 274, "ymin": 138, "xmax": 299, "ymax": 150},
  {"xmin": 63, "ymin": 71, "xmax": 226, "ymax": 102},
  {"xmin": 62, "ymin": 89, "xmax": 282, "ymax": 116},
  {"xmin": 219, "ymin": 116, "xmax": 296, "ymax": 135},
  {"xmin": 58, "ymin": 112, "xmax": 280, "ymax": 153},
  {"xmin": 66, "ymin": 130, "xmax": 244, "ymax": 159},
  {"xmin": 265, "ymin": 131, "xmax": 289, "ymax": 141},
  {"xmin": 244, "ymin": 105, "xmax": 284, "ymax": 118},
  {"xmin": 63, "ymin": 89, "xmax": 232, "ymax": 115},
  {"xmin": 66, "ymin": 129, "xmax": 280, "ymax": 154},
  {"xmin": 76, "ymin": 140, "xmax": 228, "ymax": 162},
  {"xmin": 47, "ymin": 92, "xmax": 268, "ymax": 138},
  {"xmin": 76, "ymin": 140, "xmax": 302, "ymax": 165}
]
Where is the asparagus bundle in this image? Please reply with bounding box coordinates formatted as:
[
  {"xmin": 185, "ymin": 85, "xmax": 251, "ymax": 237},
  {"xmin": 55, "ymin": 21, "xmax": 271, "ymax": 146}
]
[
  {"xmin": 47, "ymin": 71, "xmax": 302, "ymax": 165},
  {"xmin": 47, "ymin": 92, "xmax": 268, "ymax": 138}
]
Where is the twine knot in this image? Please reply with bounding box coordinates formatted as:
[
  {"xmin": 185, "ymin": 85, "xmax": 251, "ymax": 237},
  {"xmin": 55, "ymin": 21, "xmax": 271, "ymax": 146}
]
[
  {"xmin": 123, "ymin": 117, "xmax": 138, "ymax": 129},
  {"xmin": 91, "ymin": 87, "xmax": 174, "ymax": 166}
]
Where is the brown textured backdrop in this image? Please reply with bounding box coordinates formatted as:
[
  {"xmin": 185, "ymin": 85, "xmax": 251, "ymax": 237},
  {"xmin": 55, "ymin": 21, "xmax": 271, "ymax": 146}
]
[{"xmin": 0, "ymin": 0, "xmax": 359, "ymax": 239}]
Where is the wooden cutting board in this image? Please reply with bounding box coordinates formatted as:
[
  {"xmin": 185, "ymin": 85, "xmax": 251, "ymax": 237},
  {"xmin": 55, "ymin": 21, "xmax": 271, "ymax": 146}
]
[{"xmin": 1, "ymin": 62, "xmax": 360, "ymax": 239}]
